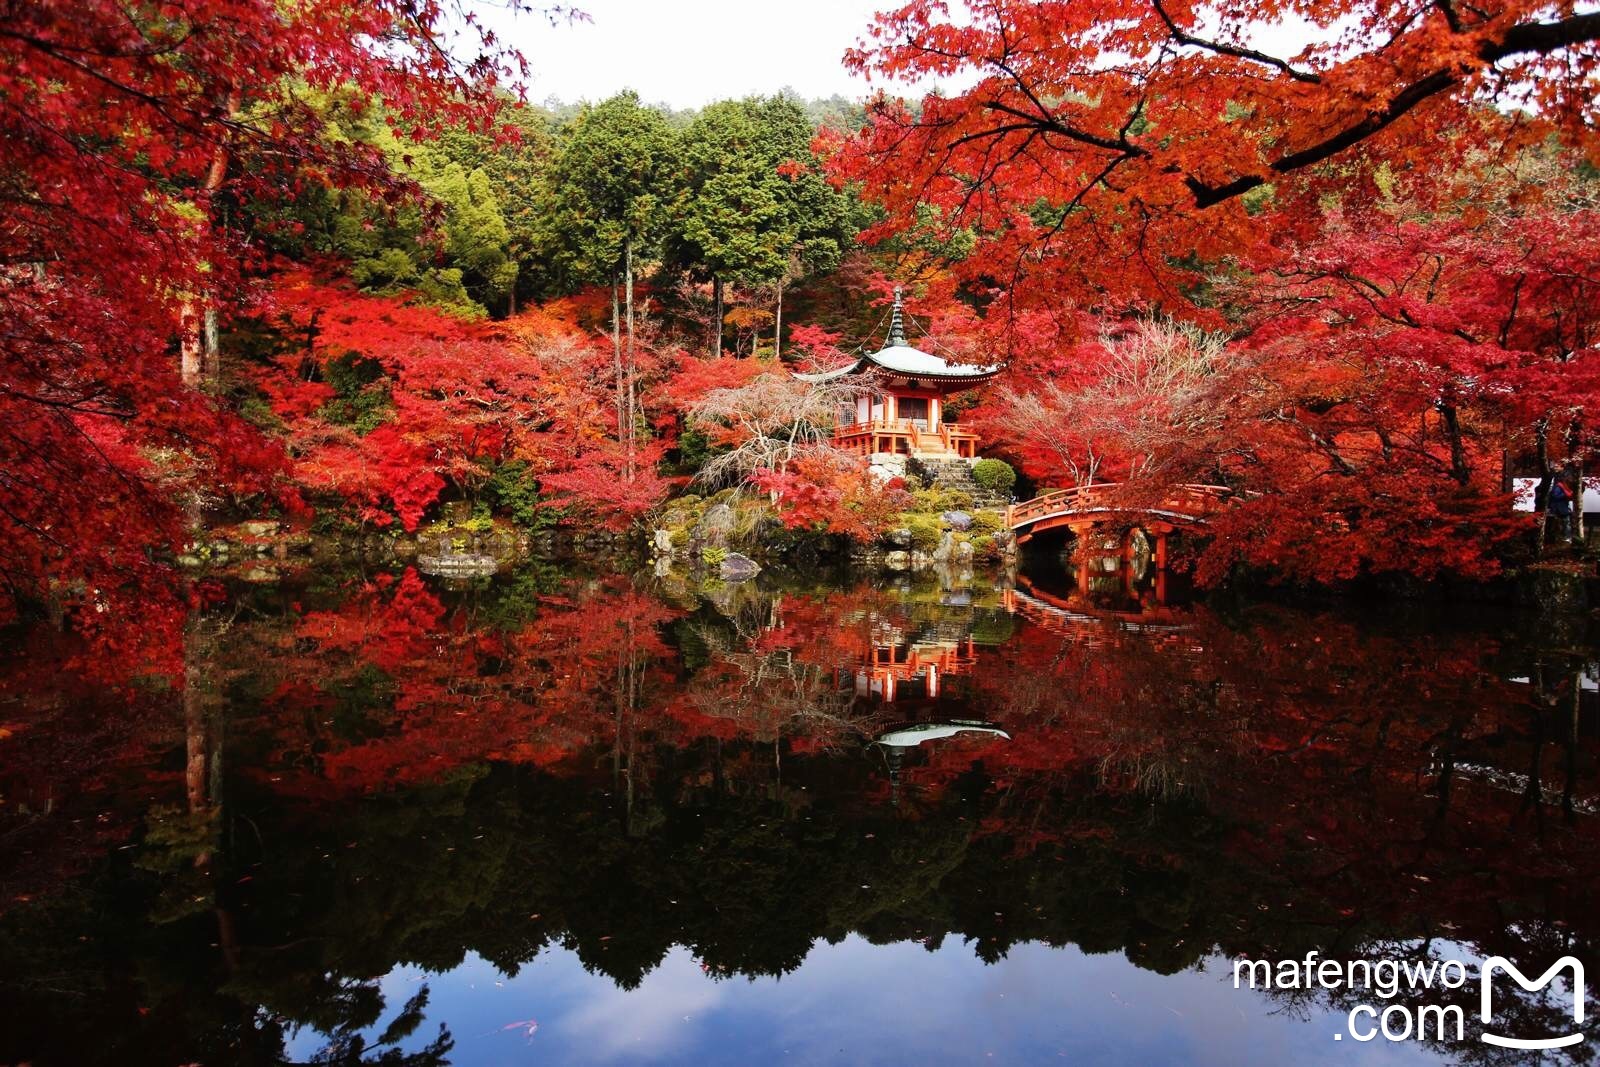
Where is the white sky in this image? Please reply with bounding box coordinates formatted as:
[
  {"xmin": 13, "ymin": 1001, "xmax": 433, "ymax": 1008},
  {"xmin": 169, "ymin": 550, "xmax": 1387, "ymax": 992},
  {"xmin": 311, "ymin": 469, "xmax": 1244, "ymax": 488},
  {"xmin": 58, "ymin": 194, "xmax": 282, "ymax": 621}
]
[
  {"xmin": 486, "ymin": 1, "xmax": 1331, "ymax": 110},
  {"xmin": 496, "ymin": 0, "xmax": 892, "ymax": 108}
]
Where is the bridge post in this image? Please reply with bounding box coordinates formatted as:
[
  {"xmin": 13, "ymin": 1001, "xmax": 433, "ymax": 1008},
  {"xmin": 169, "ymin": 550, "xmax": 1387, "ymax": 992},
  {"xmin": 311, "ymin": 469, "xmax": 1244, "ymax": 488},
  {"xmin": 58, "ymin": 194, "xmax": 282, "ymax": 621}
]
[{"xmin": 1149, "ymin": 521, "xmax": 1173, "ymax": 571}]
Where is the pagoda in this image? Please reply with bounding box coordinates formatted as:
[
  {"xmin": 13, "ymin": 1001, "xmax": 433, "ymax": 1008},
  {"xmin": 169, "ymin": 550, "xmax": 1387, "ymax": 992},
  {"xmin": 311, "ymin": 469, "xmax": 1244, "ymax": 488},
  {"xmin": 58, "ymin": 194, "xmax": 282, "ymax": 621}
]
[{"xmin": 796, "ymin": 289, "xmax": 1001, "ymax": 459}]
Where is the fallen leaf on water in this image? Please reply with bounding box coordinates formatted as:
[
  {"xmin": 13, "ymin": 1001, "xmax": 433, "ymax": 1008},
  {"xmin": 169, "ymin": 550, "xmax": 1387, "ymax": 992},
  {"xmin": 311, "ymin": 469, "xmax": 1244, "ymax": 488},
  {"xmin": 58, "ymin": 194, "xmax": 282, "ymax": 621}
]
[{"xmin": 501, "ymin": 1019, "xmax": 539, "ymax": 1042}]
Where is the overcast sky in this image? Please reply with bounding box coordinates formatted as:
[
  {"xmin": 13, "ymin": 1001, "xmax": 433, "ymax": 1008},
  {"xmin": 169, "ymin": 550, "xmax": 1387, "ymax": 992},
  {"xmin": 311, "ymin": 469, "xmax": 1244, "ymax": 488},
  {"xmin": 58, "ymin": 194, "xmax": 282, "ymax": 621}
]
[
  {"xmin": 487, "ymin": 1, "xmax": 1327, "ymax": 111},
  {"xmin": 495, "ymin": 0, "xmax": 897, "ymax": 108}
]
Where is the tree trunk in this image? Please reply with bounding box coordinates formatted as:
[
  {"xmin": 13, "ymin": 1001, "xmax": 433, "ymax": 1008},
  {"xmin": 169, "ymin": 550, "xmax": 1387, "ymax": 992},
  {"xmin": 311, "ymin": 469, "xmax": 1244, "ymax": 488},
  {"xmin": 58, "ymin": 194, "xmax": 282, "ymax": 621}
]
[
  {"xmin": 1570, "ymin": 416, "xmax": 1586, "ymax": 544},
  {"xmin": 712, "ymin": 276, "xmax": 723, "ymax": 357},
  {"xmin": 180, "ymin": 304, "xmax": 205, "ymax": 387},
  {"xmin": 183, "ymin": 613, "xmax": 220, "ymax": 867},
  {"xmin": 1438, "ymin": 400, "xmax": 1469, "ymax": 485},
  {"xmin": 1535, "ymin": 420, "xmax": 1551, "ymax": 556},
  {"xmin": 202, "ymin": 306, "xmax": 221, "ymax": 383},
  {"xmin": 611, "ymin": 275, "xmax": 625, "ymax": 474},
  {"xmin": 624, "ymin": 236, "xmax": 636, "ymax": 481},
  {"xmin": 774, "ymin": 280, "xmax": 783, "ymax": 361},
  {"xmin": 180, "ymin": 90, "xmax": 240, "ymax": 390}
]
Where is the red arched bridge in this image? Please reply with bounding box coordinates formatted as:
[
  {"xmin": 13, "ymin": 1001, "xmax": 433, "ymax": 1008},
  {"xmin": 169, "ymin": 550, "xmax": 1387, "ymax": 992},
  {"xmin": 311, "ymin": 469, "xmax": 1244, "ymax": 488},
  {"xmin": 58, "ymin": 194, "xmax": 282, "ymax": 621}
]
[{"xmin": 1005, "ymin": 483, "xmax": 1237, "ymax": 544}]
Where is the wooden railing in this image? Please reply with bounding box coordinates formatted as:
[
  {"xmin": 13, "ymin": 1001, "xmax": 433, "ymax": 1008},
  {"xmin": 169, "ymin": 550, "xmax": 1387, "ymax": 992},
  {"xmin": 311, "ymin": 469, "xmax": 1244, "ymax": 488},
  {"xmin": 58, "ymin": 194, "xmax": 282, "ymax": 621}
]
[
  {"xmin": 1006, "ymin": 483, "xmax": 1235, "ymax": 530},
  {"xmin": 833, "ymin": 419, "xmax": 981, "ymax": 458}
]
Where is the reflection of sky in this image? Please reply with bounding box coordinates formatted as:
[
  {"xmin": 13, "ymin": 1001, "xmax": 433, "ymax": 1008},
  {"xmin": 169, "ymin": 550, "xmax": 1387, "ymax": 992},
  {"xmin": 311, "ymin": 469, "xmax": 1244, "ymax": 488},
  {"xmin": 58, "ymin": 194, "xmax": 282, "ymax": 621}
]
[{"xmin": 287, "ymin": 938, "xmax": 1441, "ymax": 1066}]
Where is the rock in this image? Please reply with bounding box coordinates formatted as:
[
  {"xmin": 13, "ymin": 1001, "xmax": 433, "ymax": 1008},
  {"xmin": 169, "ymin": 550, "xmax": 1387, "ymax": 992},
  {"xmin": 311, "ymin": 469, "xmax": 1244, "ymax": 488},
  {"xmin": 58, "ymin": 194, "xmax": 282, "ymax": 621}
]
[
  {"xmin": 954, "ymin": 539, "xmax": 975, "ymax": 563},
  {"xmin": 888, "ymin": 527, "xmax": 913, "ymax": 548},
  {"xmin": 885, "ymin": 550, "xmax": 911, "ymax": 570},
  {"xmin": 653, "ymin": 528, "xmax": 675, "ymax": 554},
  {"xmin": 941, "ymin": 510, "xmax": 973, "ymax": 531},
  {"xmin": 931, "ymin": 531, "xmax": 955, "ymax": 563},
  {"xmin": 239, "ymin": 520, "xmax": 281, "ymax": 538},
  {"xmin": 719, "ymin": 552, "xmax": 762, "ymax": 582},
  {"xmin": 868, "ymin": 453, "xmax": 908, "ymax": 482},
  {"xmin": 697, "ymin": 503, "xmax": 736, "ymax": 546}
]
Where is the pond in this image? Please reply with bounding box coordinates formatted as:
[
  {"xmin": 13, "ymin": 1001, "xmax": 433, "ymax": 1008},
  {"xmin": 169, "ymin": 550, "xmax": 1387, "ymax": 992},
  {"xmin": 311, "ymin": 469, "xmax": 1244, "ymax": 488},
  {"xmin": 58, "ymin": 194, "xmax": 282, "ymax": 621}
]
[{"xmin": 1, "ymin": 558, "xmax": 1597, "ymax": 1065}]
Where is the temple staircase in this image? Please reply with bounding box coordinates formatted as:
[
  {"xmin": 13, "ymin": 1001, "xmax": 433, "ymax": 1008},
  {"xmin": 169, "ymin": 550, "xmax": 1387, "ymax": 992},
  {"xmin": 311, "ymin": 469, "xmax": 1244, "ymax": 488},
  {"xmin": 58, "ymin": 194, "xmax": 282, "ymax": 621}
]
[{"xmin": 909, "ymin": 457, "xmax": 1008, "ymax": 508}]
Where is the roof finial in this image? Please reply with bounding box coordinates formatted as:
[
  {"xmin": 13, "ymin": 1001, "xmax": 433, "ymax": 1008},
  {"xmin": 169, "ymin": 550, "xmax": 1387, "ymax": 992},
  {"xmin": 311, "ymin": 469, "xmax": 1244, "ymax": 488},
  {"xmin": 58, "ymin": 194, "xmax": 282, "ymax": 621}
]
[{"xmin": 886, "ymin": 286, "xmax": 908, "ymax": 347}]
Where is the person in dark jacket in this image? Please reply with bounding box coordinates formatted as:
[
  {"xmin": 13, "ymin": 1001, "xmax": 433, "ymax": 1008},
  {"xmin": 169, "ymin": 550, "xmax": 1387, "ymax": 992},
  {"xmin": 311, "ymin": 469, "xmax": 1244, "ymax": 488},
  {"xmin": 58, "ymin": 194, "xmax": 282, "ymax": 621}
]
[{"xmin": 1549, "ymin": 477, "xmax": 1574, "ymax": 543}]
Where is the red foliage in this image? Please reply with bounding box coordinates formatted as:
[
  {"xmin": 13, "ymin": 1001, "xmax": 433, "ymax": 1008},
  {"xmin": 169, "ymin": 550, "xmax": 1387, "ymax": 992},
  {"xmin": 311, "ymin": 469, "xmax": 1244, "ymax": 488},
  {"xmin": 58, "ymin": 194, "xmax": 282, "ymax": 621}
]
[
  {"xmin": 753, "ymin": 449, "xmax": 912, "ymax": 541},
  {"xmin": 830, "ymin": 0, "xmax": 1600, "ymax": 343},
  {"xmin": 259, "ymin": 274, "xmax": 681, "ymax": 531},
  {"xmin": 1, "ymin": 0, "xmax": 526, "ymax": 654}
]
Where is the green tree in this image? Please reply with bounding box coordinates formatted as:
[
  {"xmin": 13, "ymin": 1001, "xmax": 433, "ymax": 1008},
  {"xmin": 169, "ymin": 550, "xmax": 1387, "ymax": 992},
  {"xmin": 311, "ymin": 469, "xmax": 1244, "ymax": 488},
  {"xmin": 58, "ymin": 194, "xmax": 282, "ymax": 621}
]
[
  {"xmin": 538, "ymin": 91, "xmax": 678, "ymax": 478},
  {"xmin": 251, "ymin": 90, "xmax": 519, "ymax": 317},
  {"xmin": 430, "ymin": 102, "xmax": 559, "ymax": 312},
  {"xmin": 669, "ymin": 94, "xmax": 859, "ymax": 357}
]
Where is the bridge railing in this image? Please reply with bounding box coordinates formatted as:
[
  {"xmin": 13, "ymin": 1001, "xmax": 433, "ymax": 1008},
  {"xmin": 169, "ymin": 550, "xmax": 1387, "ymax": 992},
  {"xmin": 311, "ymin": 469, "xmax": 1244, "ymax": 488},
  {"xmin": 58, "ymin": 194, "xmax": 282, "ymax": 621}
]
[{"xmin": 1006, "ymin": 483, "xmax": 1236, "ymax": 530}]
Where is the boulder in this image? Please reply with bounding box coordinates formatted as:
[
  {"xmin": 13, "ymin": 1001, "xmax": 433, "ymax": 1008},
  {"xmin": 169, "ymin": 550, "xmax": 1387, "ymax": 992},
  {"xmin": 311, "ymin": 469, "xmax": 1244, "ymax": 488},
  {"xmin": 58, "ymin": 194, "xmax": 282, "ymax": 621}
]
[
  {"xmin": 931, "ymin": 531, "xmax": 955, "ymax": 563},
  {"xmin": 940, "ymin": 510, "xmax": 973, "ymax": 531},
  {"xmin": 240, "ymin": 520, "xmax": 281, "ymax": 539},
  {"xmin": 697, "ymin": 503, "xmax": 737, "ymax": 546},
  {"xmin": 868, "ymin": 453, "xmax": 908, "ymax": 482},
  {"xmin": 888, "ymin": 527, "xmax": 913, "ymax": 548},
  {"xmin": 885, "ymin": 550, "xmax": 911, "ymax": 570},
  {"xmin": 719, "ymin": 552, "xmax": 762, "ymax": 582},
  {"xmin": 653, "ymin": 528, "xmax": 675, "ymax": 554},
  {"xmin": 954, "ymin": 539, "xmax": 975, "ymax": 563}
]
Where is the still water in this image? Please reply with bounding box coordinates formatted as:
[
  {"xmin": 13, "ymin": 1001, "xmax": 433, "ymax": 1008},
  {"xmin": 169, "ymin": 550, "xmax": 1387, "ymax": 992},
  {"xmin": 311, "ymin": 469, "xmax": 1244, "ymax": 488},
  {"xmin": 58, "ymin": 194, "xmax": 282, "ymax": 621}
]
[{"xmin": 1, "ymin": 558, "xmax": 1596, "ymax": 1065}]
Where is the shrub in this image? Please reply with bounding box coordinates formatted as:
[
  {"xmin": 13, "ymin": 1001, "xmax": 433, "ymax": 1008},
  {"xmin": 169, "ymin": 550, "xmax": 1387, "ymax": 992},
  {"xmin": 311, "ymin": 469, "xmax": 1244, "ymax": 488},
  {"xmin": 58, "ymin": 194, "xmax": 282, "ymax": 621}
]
[
  {"xmin": 906, "ymin": 515, "xmax": 942, "ymax": 552},
  {"xmin": 315, "ymin": 352, "xmax": 392, "ymax": 435},
  {"xmin": 701, "ymin": 546, "xmax": 728, "ymax": 566},
  {"xmin": 486, "ymin": 460, "xmax": 557, "ymax": 530},
  {"xmin": 972, "ymin": 459, "xmax": 1017, "ymax": 495},
  {"xmin": 911, "ymin": 487, "xmax": 973, "ymax": 513},
  {"xmin": 971, "ymin": 510, "xmax": 1006, "ymax": 534}
]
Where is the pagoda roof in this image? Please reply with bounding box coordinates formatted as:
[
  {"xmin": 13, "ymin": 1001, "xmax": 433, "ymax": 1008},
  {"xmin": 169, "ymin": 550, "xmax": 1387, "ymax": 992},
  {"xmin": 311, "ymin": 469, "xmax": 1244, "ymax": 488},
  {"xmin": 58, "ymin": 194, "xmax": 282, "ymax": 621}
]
[
  {"xmin": 794, "ymin": 344, "xmax": 1002, "ymax": 385},
  {"xmin": 794, "ymin": 289, "xmax": 1002, "ymax": 386}
]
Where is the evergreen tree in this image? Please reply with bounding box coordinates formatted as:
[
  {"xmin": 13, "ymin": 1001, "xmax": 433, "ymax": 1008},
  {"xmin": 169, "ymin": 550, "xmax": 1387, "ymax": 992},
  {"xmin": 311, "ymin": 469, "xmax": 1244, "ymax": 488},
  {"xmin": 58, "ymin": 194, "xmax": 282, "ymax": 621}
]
[
  {"xmin": 669, "ymin": 95, "xmax": 859, "ymax": 356},
  {"xmin": 538, "ymin": 91, "xmax": 678, "ymax": 479}
]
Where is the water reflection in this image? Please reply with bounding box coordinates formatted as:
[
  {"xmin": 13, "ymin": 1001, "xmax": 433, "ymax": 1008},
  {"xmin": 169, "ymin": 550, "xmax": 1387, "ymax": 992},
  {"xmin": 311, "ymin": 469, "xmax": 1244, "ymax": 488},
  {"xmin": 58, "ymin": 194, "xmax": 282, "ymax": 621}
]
[{"xmin": 0, "ymin": 559, "xmax": 1597, "ymax": 1065}]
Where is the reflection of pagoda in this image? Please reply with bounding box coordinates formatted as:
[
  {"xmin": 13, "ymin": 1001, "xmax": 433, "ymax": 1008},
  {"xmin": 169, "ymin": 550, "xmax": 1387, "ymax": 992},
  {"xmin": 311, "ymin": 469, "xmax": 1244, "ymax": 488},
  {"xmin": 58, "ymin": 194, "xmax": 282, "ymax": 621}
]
[{"xmin": 848, "ymin": 616, "xmax": 981, "ymax": 703}]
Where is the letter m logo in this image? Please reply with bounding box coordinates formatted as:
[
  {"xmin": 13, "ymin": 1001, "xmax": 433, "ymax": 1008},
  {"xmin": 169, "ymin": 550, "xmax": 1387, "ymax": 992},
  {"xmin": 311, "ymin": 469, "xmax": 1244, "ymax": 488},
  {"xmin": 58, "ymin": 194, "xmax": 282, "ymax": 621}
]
[{"xmin": 1481, "ymin": 956, "xmax": 1586, "ymax": 1050}]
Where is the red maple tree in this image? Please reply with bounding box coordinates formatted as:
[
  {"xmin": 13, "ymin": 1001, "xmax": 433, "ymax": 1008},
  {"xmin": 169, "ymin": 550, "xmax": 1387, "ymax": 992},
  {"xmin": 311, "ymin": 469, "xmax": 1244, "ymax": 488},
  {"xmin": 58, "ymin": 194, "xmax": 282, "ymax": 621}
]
[{"xmin": 2, "ymin": 0, "xmax": 538, "ymax": 647}]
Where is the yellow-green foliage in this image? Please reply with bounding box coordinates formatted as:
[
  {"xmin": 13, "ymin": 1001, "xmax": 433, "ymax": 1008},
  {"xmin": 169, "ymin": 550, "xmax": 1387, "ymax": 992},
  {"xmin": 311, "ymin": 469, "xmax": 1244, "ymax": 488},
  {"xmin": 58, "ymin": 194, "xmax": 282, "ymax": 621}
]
[
  {"xmin": 702, "ymin": 546, "xmax": 728, "ymax": 566},
  {"xmin": 911, "ymin": 487, "xmax": 974, "ymax": 513},
  {"xmin": 971, "ymin": 459, "xmax": 1017, "ymax": 494},
  {"xmin": 905, "ymin": 515, "xmax": 942, "ymax": 552},
  {"xmin": 971, "ymin": 510, "xmax": 1006, "ymax": 534}
]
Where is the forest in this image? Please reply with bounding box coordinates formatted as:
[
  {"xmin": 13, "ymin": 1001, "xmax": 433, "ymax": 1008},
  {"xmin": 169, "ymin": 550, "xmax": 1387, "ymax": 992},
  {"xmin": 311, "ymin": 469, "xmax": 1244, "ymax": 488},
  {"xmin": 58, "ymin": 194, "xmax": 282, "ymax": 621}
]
[{"xmin": 8, "ymin": 0, "xmax": 1600, "ymax": 665}]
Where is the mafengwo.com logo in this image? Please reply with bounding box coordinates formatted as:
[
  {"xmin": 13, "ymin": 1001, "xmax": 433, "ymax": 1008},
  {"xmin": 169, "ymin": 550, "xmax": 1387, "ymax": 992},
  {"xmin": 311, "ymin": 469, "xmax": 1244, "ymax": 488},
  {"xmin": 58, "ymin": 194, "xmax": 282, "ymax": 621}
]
[{"xmin": 1233, "ymin": 951, "xmax": 1586, "ymax": 1048}]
